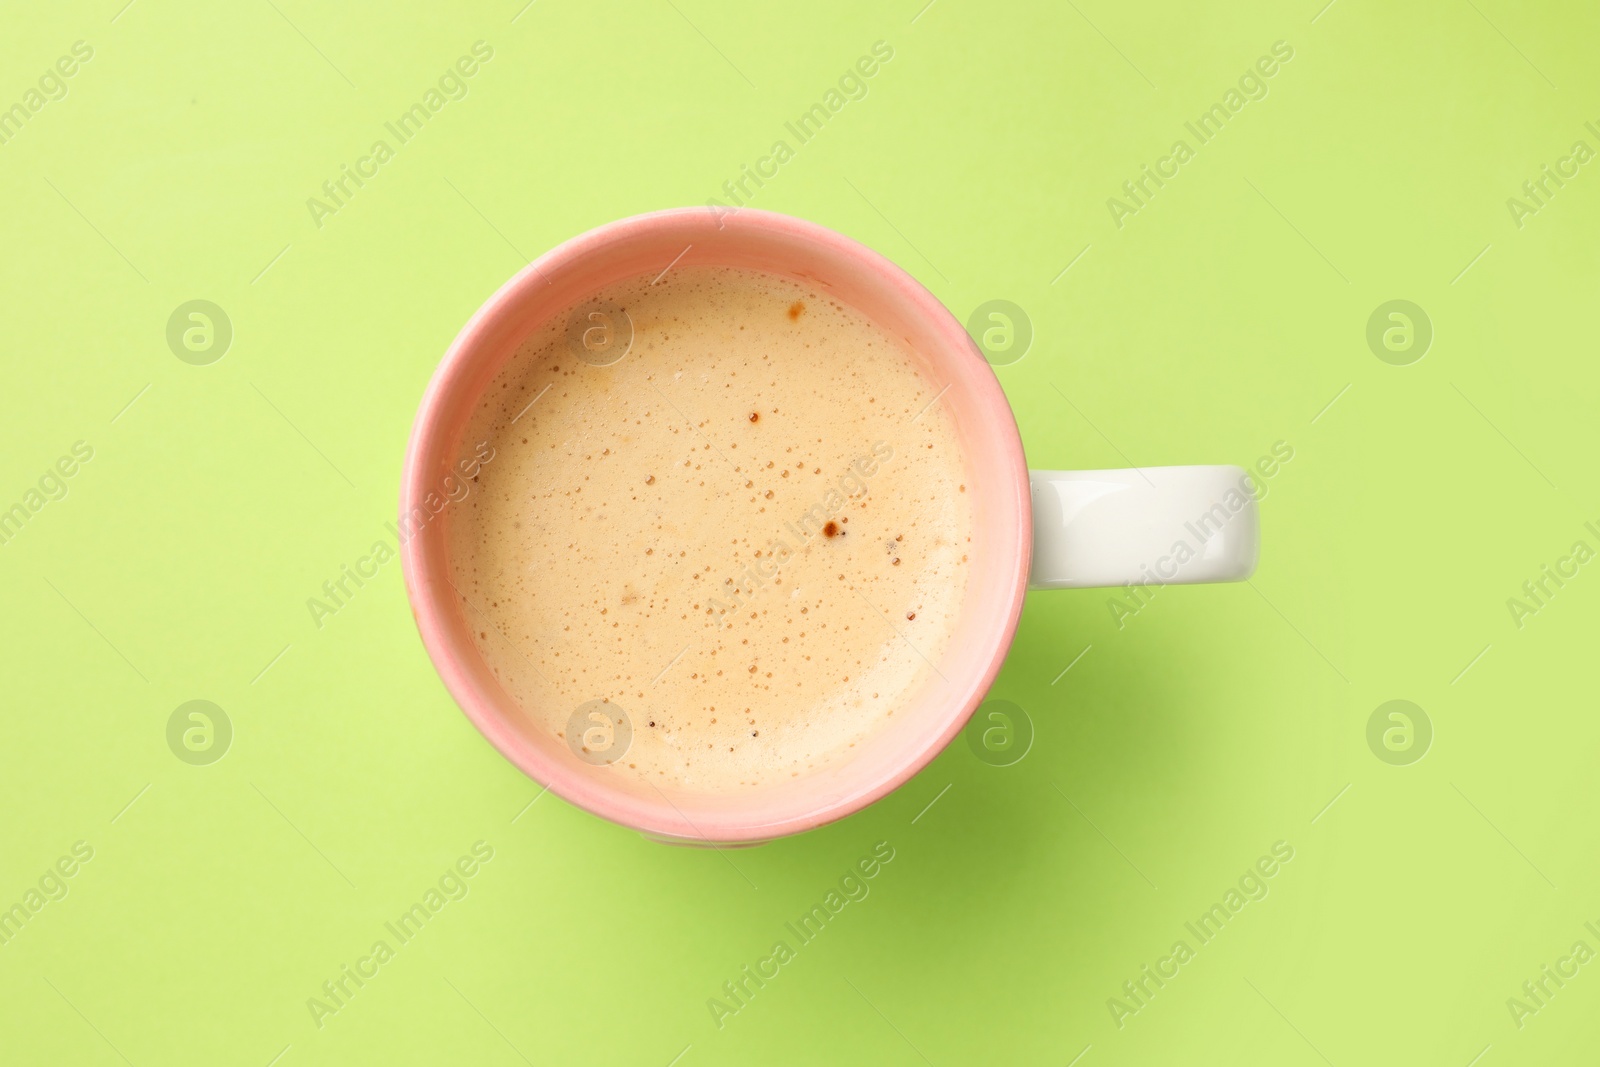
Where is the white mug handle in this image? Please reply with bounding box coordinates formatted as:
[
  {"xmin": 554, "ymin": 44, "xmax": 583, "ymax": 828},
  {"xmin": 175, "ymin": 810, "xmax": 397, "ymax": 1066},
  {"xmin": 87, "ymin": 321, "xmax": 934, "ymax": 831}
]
[{"xmin": 1028, "ymin": 465, "xmax": 1260, "ymax": 589}]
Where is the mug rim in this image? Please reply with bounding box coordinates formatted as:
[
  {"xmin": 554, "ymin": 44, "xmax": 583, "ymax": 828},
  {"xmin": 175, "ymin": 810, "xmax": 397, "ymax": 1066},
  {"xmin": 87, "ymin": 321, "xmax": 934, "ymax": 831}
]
[{"xmin": 400, "ymin": 206, "xmax": 1030, "ymax": 842}]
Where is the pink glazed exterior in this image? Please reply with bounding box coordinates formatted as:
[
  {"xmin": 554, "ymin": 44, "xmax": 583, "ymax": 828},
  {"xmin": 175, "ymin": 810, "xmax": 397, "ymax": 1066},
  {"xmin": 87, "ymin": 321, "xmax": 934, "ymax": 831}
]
[{"xmin": 400, "ymin": 207, "xmax": 1030, "ymax": 843}]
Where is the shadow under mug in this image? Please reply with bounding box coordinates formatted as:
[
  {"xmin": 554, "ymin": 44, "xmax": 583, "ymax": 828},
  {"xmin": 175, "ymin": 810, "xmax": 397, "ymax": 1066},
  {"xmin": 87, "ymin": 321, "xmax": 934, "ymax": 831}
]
[{"xmin": 401, "ymin": 207, "xmax": 1258, "ymax": 844}]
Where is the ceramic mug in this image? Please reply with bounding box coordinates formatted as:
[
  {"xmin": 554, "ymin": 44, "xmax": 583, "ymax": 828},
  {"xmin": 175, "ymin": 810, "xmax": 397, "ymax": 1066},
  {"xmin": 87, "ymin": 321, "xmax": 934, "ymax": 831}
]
[{"xmin": 401, "ymin": 208, "xmax": 1258, "ymax": 844}]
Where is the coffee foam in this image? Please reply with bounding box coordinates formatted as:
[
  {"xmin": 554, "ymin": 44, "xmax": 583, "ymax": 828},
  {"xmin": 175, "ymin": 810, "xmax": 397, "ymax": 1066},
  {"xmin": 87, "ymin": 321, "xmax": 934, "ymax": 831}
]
[{"xmin": 446, "ymin": 266, "xmax": 972, "ymax": 794}]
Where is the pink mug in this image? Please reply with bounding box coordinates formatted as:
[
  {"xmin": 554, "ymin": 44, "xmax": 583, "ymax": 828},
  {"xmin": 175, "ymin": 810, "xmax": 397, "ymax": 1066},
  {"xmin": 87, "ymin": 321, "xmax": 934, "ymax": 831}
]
[{"xmin": 401, "ymin": 208, "xmax": 1258, "ymax": 844}]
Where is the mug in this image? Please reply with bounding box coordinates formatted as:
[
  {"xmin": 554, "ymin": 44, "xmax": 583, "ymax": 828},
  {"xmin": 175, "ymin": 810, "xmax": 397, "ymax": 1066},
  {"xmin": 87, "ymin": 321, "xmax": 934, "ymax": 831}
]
[{"xmin": 401, "ymin": 207, "xmax": 1258, "ymax": 844}]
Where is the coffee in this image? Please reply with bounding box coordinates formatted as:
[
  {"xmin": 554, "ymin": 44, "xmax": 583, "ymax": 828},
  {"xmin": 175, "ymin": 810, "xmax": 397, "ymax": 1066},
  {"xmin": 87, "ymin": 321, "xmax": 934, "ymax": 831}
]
[{"xmin": 446, "ymin": 266, "xmax": 972, "ymax": 792}]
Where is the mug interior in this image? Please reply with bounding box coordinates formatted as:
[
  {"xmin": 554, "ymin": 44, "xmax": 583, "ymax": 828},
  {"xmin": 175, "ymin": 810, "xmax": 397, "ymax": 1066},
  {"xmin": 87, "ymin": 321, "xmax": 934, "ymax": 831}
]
[{"xmin": 401, "ymin": 207, "xmax": 1029, "ymax": 842}]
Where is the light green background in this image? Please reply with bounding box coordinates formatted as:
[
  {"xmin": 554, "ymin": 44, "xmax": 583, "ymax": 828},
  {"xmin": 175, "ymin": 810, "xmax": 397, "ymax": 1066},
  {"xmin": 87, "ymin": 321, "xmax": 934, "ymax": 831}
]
[{"xmin": 3, "ymin": 0, "xmax": 1597, "ymax": 1063}]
